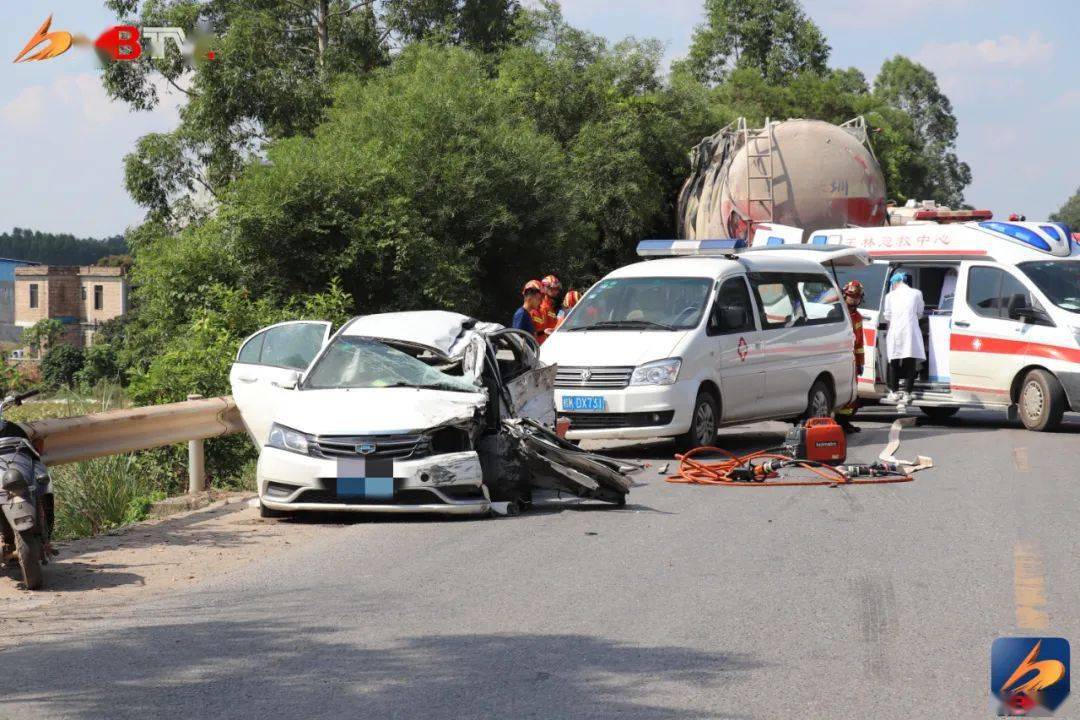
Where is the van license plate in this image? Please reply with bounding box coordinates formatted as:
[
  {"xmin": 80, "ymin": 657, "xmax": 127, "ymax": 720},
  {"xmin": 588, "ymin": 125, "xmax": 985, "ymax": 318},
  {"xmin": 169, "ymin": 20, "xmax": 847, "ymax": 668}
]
[{"xmin": 562, "ymin": 395, "xmax": 605, "ymax": 412}]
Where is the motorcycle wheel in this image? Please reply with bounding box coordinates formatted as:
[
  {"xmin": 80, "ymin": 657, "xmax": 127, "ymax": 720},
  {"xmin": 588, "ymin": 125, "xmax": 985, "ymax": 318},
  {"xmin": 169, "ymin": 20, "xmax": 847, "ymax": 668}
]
[{"xmin": 15, "ymin": 530, "xmax": 43, "ymax": 590}]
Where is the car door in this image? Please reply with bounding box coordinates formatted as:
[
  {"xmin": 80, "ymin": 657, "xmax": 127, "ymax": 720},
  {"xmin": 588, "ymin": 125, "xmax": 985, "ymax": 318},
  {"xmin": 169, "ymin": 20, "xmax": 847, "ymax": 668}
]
[
  {"xmin": 951, "ymin": 264, "xmax": 1052, "ymax": 403},
  {"xmin": 707, "ymin": 275, "xmax": 765, "ymax": 421},
  {"xmin": 230, "ymin": 321, "xmax": 332, "ymax": 447},
  {"xmin": 748, "ymin": 273, "xmax": 807, "ymax": 416}
]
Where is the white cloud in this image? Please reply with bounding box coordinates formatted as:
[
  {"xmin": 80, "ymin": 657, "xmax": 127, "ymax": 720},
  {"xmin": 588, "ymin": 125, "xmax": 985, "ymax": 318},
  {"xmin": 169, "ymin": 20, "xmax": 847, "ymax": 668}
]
[
  {"xmin": 1057, "ymin": 89, "xmax": 1080, "ymax": 108},
  {"xmin": 916, "ymin": 32, "xmax": 1053, "ymax": 72},
  {"xmin": 0, "ymin": 72, "xmax": 184, "ymax": 131}
]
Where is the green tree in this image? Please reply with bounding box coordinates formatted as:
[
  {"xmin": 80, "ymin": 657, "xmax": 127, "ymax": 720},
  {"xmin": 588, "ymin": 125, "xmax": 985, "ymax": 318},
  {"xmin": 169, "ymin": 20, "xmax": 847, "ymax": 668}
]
[
  {"xmin": 75, "ymin": 344, "xmax": 122, "ymax": 388},
  {"xmin": 873, "ymin": 56, "xmax": 971, "ymax": 206},
  {"xmin": 1050, "ymin": 187, "xmax": 1080, "ymax": 229},
  {"xmin": 684, "ymin": 0, "xmax": 830, "ymax": 85},
  {"xmin": 384, "ymin": 0, "xmax": 521, "ymax": 51},
  {"xmin": 104, "ymin": 0, "xmax": 390, "ymax": 222},
  {"xmin": 21, "ymin": 319, "xmax": 66, "ymax": 357},
  {"xmin": 42, "ymin": 344, "xmax": 85, "ymax": 389}
]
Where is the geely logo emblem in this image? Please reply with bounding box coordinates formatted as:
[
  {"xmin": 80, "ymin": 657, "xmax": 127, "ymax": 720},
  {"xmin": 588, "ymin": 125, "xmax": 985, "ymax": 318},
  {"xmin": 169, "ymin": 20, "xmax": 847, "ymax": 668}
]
[{"xmin": 356, "ymin": 443, "xmax": 376, "ymax": 455}]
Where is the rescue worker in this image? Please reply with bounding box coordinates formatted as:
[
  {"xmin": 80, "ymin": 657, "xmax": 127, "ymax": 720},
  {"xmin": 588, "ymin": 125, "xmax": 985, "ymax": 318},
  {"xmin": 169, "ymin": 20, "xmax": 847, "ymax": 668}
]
[
  {"xmin": 882, "ymin": 271, "xmax": 925, "ymax": 406},
  {"xmin": 556, "ymin": 289, "xmax": 581, "ymax": 327},
  {"xmin": 512, "ymin": 280, "xmax": 544, "ymax": 342},
  {"xmin": 538, "ymin": 275, "xmax": 562, "ymax": 338},
  {"xmin": 835, "ymin": 280, "xmax": 865, "ymax": 433}
]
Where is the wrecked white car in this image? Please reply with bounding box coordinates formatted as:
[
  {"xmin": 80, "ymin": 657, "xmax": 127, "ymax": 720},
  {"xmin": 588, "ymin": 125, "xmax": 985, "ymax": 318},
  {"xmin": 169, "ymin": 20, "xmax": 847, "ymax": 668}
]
[{"xmin": 229, "ymin": 311, "xmax": 637, "ymax": 518}]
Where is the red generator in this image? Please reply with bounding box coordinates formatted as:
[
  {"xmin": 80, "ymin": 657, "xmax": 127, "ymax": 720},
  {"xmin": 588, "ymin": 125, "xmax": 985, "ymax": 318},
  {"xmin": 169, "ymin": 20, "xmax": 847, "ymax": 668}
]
[{"xmin": 783, "ymin": 418, "xmax": 847, "ymax": 465}]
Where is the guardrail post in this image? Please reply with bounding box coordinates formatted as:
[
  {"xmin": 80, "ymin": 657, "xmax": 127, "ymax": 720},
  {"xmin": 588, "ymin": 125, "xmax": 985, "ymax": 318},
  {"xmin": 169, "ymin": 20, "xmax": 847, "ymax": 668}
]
[{"xmin": 187, "ymin": 394, "xmax": 206, "ymax": 493}]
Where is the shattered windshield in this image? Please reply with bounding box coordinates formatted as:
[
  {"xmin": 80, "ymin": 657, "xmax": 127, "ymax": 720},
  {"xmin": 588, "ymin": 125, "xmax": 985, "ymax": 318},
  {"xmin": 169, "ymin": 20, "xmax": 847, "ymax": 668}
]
[
  {"xmin": 561, "ymin": 277, "xmax": 714, "ymax": 331},
  {"xmin": 303, "ymin": 336, "xmax": 479, "ymax": 392},
  {"xmin": 1017, "ymin": 261, "xmax": 1080, "ymax": 313}
]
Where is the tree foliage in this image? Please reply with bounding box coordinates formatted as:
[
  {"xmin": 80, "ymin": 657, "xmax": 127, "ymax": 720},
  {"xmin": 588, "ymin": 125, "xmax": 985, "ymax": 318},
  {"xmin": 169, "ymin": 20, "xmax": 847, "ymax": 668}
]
[
  {"xmin": 1050, "ymin": 187, "xmax": 1080, "ymax": 229},
  {"xmin": 42, "ymin": 344, "xmax": 86, "ymax": 389},
  {"xmin": 684, "ymin": 0, "xmax": 829, "ymax": 85},
  {"xmin": 873, "ymin": 56, "xmax": 971, "ymax": 206},
  {"xmin": 21, "ymin": 319, "xmax": 66, "ymax": 356},
  {"xmin": 0, "ymin": 229, "xmax": 126, "ymax": 265}
]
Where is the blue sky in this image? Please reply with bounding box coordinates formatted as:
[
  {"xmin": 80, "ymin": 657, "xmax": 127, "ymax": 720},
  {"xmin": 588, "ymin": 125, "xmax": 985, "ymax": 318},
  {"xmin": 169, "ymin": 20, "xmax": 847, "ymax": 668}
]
[{"xmin": 1, "ymin": 1, "xmax": 1077, "ymax": 238}]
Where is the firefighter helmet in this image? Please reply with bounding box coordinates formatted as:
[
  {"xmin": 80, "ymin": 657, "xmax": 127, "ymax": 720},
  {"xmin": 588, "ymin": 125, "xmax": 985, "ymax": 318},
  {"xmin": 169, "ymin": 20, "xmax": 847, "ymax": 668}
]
[{"xmin": 843, "ymin": 280, "xmax": 864, "ymax": 298}]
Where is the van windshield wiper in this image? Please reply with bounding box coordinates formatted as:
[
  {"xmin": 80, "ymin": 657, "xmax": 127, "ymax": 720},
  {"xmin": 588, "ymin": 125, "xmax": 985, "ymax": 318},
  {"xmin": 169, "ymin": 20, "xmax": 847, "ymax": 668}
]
[{"xmin": 571, "ymin": 319, "xmax": 676, "ymax": 331}]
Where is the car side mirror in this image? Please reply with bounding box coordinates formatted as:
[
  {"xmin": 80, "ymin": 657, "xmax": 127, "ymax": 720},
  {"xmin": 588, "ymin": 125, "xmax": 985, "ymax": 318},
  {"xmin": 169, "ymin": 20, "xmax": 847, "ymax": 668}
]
[
  {"xmin": 271, "ymin": 371, "xmax": 301, "ymax": 390},
  {"xmin": 1010, "ymin": 306, "xmax": 1053, "ymax": 326}
]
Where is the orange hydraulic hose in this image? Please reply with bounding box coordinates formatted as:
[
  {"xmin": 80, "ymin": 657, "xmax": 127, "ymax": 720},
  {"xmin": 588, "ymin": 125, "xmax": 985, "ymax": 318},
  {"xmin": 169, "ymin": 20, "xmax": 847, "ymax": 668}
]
[{"xmin": 666, "ymin": 446, "xmax": 915, "ymax": 487}]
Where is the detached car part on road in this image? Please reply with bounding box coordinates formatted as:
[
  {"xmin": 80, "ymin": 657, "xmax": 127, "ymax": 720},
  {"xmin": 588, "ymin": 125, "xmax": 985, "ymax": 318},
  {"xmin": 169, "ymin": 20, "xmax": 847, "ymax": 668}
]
[{"xmin": 230, "ymin": 312, "xmax": 638, "ymax": 517}]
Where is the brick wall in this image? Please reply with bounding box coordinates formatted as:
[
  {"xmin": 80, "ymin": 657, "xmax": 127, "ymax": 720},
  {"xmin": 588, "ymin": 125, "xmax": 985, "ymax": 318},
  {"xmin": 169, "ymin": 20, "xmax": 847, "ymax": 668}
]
[{"xmin": 14, "ymin": 266, "xmax": 129, "ymax": 349}]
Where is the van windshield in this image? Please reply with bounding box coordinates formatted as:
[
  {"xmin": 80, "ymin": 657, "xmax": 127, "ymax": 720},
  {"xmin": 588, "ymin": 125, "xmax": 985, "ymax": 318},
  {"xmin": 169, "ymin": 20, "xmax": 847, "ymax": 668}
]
[
  {"xmin": 1017, "ymin": 261, "xmax": 1080, "ymax": 313},
  {"xmin": 561, "ymin": 277, "xmax": 714, "ymax": 332}
]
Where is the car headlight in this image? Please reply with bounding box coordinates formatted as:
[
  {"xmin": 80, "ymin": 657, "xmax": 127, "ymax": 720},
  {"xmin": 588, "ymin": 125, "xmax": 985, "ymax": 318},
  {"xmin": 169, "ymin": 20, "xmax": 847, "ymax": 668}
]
[
  {"xmin": 267, "ymin": 423, "xmax": 314, "ymax": 455},
  {"xmin": 630, "ymin": 358, "xmax": 682, "ymax": 386}
]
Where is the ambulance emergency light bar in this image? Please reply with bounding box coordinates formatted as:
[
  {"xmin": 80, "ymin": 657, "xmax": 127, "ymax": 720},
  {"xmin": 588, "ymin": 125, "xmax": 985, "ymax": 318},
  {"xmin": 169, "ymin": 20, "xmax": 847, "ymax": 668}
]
[{"xmin": 636, "ymin": 239, "xmax": 746, "ymax": 257}]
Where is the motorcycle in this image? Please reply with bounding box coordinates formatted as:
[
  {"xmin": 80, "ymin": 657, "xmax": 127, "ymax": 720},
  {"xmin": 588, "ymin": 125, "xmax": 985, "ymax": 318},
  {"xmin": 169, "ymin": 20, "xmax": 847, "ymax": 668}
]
[{"xmin": 0, "ymin": 389, "xmax": 55, "ymax": 590}]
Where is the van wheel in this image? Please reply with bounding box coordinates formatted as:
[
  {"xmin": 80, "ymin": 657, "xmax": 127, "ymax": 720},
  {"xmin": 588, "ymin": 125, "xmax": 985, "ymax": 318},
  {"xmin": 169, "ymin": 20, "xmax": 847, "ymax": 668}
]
[
  {"xmin": 803, "ymin": 379, "xmax": 834, "ymax": 421},
  {"xmin": 675, "ymin": 391, "xmax": 719, "ymax": 453},
  {"xmin": 920, "ymin": 406, "xmax": 959, "ymax": 423},
  {"xmin": 1018, "ymin": 369, "xmax": 1066, "ymax": 431}
]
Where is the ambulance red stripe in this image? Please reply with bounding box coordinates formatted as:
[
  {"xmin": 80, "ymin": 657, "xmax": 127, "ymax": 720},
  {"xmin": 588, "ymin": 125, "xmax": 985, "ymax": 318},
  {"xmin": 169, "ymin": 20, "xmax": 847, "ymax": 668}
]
[{"xmin": 950, "ymin": 334, "xmax": 1080, "ymax": 364}]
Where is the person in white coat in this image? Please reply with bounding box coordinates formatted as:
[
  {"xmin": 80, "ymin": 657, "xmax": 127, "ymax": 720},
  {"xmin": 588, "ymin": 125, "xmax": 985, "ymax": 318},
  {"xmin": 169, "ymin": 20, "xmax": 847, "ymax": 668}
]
[{"xmin": 882, "ymin": 271, "xmax": 925, "ymax": 403}]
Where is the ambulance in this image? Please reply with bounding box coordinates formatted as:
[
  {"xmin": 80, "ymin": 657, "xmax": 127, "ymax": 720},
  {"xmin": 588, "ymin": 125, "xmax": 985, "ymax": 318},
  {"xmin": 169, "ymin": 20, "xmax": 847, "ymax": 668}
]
[{"xmin": 751, "ymin": 215, "xmax": 1080, "ymax": 431}]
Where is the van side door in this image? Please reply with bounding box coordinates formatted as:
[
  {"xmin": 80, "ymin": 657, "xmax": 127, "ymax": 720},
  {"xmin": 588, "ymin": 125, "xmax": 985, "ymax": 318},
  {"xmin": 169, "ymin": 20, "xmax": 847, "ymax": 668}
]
[
  {"xmin": 707, "ymin": 275, "xmax": 764, "ymax": 421},
  {"xmin": 951, "ymin": 264, "xmax": 1054, "ymax": 404}
]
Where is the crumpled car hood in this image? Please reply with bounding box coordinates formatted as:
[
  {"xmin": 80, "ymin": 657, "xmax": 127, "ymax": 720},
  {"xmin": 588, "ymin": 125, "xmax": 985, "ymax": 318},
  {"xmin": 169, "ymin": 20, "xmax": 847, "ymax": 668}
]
[
  {"xmin": 345, "ymin": 311, "xmax": 503, "ymax": 360},
  {"xmin": 276, "ymin": 387, "xmax": 486, "ymax": 435}
]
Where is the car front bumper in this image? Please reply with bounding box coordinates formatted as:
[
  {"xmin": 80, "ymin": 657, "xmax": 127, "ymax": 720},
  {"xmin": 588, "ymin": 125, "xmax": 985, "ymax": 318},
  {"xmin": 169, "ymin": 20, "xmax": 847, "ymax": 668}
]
[
  {"xmin": 257, "ymin": 447, "xmax": 490, "ymax": 515},
  {"xmin": 555, "ymin": 381, "xmax": 696, "ymax": 440}
]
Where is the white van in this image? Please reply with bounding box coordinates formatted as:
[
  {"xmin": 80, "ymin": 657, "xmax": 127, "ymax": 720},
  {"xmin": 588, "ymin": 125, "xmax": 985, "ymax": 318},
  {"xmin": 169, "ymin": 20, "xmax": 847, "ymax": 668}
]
[
  {"xmin": 752, "ymin": 219, "xmax": 1080, "ymax": 431},
  {"xmin": 539, "ymin": 240, "xmax": 861, "ymax": 449}
]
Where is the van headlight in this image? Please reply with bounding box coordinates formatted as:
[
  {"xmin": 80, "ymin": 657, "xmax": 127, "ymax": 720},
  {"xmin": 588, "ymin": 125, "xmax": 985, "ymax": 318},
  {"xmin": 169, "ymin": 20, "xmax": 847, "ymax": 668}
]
[
  {"xmin": 267, "ymin": 423, "xmax": 314, "ymax": 455},
  {"xmin": 630, "ymin": 358, "xmax": 682, "ymax": 386}
]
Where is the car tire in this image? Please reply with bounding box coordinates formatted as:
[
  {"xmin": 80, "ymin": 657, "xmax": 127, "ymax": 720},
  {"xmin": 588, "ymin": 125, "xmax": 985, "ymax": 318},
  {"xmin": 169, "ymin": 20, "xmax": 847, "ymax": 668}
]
[
  {"xmin": 803, "ymin": 379, "xmax": 834, "ymax": 421},
  {"xmin": 1017, "ymin": 369, "xmax": 1066, "ymax": 432},
  {"xmin": 675, "ymin": 390, "xmax": 719, "ymax": 454},
  {"xmin": 920, "ymin": 406, "xmax": 959, "ymax": 423}
]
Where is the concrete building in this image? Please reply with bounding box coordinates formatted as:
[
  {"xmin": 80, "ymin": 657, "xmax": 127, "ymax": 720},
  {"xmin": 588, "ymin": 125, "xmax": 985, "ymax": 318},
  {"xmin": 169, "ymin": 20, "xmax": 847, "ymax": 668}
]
[
  {"xmin": 0, "ymin": 257, "xmax": 39, "ymax": 344},
  {"xmin": 14, "ymin": 265, "xmax": 129, "ymax": 348}
]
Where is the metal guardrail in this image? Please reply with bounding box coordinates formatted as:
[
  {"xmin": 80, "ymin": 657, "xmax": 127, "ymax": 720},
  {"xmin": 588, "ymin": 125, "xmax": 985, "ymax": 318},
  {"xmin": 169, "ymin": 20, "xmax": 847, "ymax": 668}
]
[{"xmin": 22, "ymin": 396, "xmax": 245, "ymax": 470}]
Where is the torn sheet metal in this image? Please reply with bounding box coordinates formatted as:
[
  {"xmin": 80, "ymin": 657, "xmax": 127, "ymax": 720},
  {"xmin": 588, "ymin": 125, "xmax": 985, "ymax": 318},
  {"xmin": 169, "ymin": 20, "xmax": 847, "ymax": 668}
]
[
  {"xmin": 505, "ymin": 365, "xmax": 557, "ymax": 427},
  {"xmin": 502, "ymin": 418, "xmax": 642, "ymax": 504},
  {"xmin": 347, "ymin": 311, "xmax": 502, "ymax": 360}
]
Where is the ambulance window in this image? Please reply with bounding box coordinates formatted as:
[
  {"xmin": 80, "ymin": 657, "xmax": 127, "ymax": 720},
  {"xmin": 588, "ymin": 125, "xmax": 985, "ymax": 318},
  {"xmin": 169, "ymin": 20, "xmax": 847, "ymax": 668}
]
[
  {"xmin": 708, "ymin": 277, "xmax": 756, "ymax": 335},
  {"xmin": 999, "ymin": 273, "xmax": 1038, "ymax": 320},
  {"xmin": 750, "ymin": 274, "xmax": 805, "ymax": 329},
  {"xmin": 796, "ymin": 274, "xmax": 845, "ymax": 325},
  {"xmin": 967, "ymin": 267, "xmax": 1005, "ymax": 318},
  {"xmin": 833, "ymin": 264, "xmax": 887, "ymax": 311}
]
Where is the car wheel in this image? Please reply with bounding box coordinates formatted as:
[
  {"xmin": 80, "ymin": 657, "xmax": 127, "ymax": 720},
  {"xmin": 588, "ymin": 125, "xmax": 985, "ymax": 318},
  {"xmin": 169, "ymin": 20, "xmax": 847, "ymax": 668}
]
[
  {"xmin": 803, "ymin": 379, "xmax": 834, "ymax": 421},
  {"xmin": 920, "ymin": 406, "xmax": 959, "ymax": 423},
  {"xmin": 1018, "ymin": 369, "xmax": 1066, "ymax": 431},
  {"xmin": 675, "ymin": 390, "xmax": 719, "ymax": 453}
]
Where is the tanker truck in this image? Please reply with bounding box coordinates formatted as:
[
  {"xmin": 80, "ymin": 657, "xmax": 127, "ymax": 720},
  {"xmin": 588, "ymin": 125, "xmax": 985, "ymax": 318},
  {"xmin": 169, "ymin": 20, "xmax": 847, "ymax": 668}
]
[{"xmin": 677, "ymin": 117, "xmax": 888, "ymax": 241}]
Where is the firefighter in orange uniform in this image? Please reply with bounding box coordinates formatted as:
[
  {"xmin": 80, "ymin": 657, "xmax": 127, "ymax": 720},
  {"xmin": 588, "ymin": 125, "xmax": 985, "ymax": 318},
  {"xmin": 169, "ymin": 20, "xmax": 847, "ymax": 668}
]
[
  {"xmin": 836, "ymin": 280, "xmax": 865, "ymax": 433},
  {"xmin": 556, "ymin": 289, "xmax": 581, "ymax": 328},
  {"xmin": 538, "ymin": 275, "xmax": 562, "ymax": 340}
]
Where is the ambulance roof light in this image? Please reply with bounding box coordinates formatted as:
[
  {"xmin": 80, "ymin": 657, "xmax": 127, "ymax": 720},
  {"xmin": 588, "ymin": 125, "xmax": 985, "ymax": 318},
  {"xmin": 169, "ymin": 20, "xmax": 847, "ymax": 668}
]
[{"xmin": 636, "ymin": 239, "xmax": 746, "ymax": 257}]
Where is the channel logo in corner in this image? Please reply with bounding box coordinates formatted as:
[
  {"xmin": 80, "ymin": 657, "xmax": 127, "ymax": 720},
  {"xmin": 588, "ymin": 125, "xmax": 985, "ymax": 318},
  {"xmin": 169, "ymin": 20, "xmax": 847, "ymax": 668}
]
[{"xmin": 992, "ymin": 637, "xmax": 1070, "ymax": 716}]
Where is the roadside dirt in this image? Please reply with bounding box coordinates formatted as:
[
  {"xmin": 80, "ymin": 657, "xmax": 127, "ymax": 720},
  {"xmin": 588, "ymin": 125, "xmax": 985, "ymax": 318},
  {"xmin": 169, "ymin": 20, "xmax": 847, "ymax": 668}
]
[{"xmin": 0, "ymin": 493, "xmax": 322, "ymax": 641}]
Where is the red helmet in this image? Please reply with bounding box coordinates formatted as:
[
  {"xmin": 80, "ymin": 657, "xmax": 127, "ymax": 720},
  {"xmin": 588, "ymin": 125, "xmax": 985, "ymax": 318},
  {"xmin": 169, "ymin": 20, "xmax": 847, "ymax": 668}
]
[
  {"xmin": 541, "ymin": 274, "xmax": 561, "ymax": 290},
  {"xmin": 522, "ymin": 279, "xmax": 542, "ymax": 295},
  {"xmin": 562, "ymin": 289, "xmax": 581, "ymax": 308},
  {"xmin": 843, "ymin": 280, "xmax": 864, "ymax": 298}
]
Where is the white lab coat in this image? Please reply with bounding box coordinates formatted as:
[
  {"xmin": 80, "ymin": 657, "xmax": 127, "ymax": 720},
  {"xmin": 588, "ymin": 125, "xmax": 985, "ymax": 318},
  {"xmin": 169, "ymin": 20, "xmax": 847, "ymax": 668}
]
[{"xmin": 883, "ymin": 283, "xmax": 925, "ymax": 360}]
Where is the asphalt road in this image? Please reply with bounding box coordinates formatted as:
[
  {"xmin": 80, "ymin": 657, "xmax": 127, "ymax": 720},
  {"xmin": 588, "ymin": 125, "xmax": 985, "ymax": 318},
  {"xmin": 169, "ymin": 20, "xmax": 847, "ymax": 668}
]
[{"xmin": 2, "ymin": 408, "xmax": 1078, "ymax": 719}]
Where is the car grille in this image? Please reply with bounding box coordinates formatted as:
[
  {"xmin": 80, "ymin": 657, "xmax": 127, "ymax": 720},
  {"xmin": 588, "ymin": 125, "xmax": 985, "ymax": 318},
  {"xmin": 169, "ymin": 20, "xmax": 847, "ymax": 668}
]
[
  {"xmin": 564, "ymin": 411, "xmax": 675, "ymax": 430},
  {"xmin": 298, "ymin": 487, "xmax": 442, "ymax": 505},
  {"xmin": 554, "ymin": 366, "xmax": 634, "ymax": 389},
  {"xmin": 311, "ymin": 434, "xmax": 428, "ymax": 460}
]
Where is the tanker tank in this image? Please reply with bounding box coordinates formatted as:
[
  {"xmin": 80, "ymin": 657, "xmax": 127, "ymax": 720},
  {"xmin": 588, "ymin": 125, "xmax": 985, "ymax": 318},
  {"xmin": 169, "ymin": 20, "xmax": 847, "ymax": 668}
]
[{"xmin": 677, "ymin": 117, "xmax": 887, "ymax": 241}]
